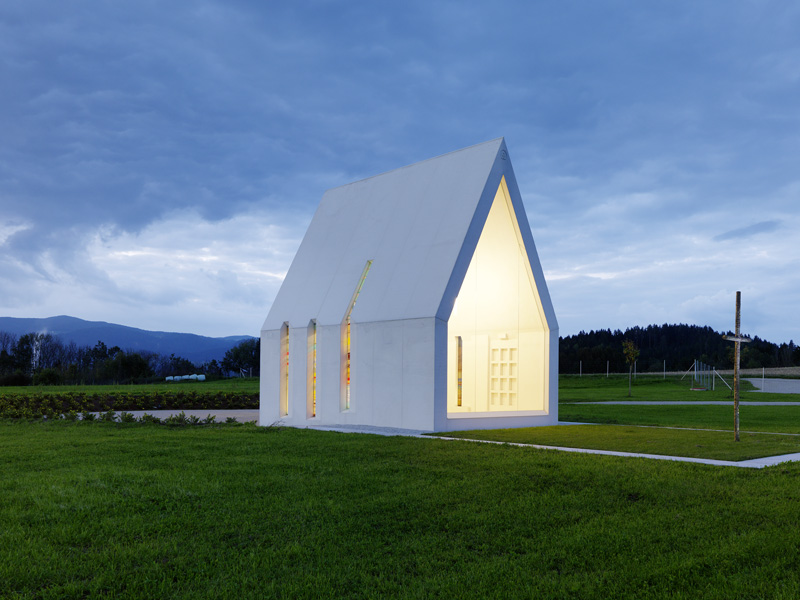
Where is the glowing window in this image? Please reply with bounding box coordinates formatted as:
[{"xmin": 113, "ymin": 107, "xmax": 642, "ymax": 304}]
[
  {"xmin": 456, "ymin": 336, "xmax": 463, "ymax": 407},
  {"xmin": 279, "ymin": 322, "xmax": 289, "ymax": 417},
  {"xmin": 447, "ymin": 177, "xmax": 549, "ymax": 416},
  {"xmin": 307, "ymin": 320, "xmax": 317, "ymax": 418},
  {"xmin": 341, "ymin": 260, "xmax": 372, "ymax": 411}
]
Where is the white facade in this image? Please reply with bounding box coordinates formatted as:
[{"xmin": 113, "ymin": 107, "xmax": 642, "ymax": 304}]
[{"xmin": 260, "ymin": 138, "xmax": 558, "ymax": 432}]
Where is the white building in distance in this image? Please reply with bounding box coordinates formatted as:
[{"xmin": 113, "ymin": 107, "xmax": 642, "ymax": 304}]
[{"xmin": 260, "ymin": 138, "xmax": 558, "ymax": 432}]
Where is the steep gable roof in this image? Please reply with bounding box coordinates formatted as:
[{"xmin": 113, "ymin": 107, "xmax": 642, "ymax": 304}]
[{"xmin": 263, "ymin": 138, "xmax": 556, "ymax": 331}]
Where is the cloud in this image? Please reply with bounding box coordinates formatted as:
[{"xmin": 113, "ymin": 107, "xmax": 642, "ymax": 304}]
[
  {"xmin": 713, "ymin": 220, "xmax": 782, "ymax": 242},
  {"xmin": 0, "ymin": 208, "xmax": 307, "ymax": 337},
  {"xmin": 2, "ymin": 1, "xmax": 800, "ymax": 345}
]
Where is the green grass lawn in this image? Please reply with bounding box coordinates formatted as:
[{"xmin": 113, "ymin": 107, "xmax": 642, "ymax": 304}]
[
  {"xmin": 559, "ymin": 374, "xmax": 796, "ymax": 402},
  {"xmin": 0, "ymin": 377, "xmax": 260, "ymax": 396},
  {"xmin": 3, "ymin": 422, "xmax": 800, "ymax": 599},
  {"xmin": 560, "ymin": 403, "xmax": 800, "ymax": 434}
]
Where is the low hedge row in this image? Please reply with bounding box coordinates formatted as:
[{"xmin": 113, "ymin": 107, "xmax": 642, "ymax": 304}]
[{"xmin": 0, "ymin": 391, "xmax": 258, "ymax": 419}]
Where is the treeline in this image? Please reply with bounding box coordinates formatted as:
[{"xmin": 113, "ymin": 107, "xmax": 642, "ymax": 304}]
[
  {"xmin": 560, "ymin": 323, "xmax": 799, "ymax": 374},
  {"xmin": 0, "ymin": 331, "xmax": 260, "ymax": 386}
]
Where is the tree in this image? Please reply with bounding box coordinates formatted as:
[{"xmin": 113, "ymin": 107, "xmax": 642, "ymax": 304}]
[
  {"xmin": 102, "ymin": 351, "xmax": 154, "ymax": 383},
  {"xmin": 222, "ymin": 338, "xmax": 259, "ymax": 377},
  {"xmin": 622, "ymin": 339, "xmax": 640, "ymax": 397},
  {"xmin": 13, "ymin": 334, "xmax": 37, "ymax": 375},
  {"xmin": 168, "ymin": 354, "xmax": 196, "ymax": 377},
  {"xmin": 0, "ymin": 331, "xmax": 17, "ymax": 354},
  {"xmin": 202, "ymin": 359, "xmax": 223, "ymax": 377}
]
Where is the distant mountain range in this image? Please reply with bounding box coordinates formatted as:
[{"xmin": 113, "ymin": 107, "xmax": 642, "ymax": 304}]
[{"xmin": 0, "ymin": 315, "xmax": 255, "ymax": 365}]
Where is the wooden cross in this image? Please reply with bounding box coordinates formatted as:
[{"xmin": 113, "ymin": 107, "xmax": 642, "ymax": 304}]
[{"xmin": 722, "ymin": 291, "xmax": 751, "ymax": 442}]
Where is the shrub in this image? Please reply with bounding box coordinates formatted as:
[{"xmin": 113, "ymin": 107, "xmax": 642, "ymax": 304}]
[
  {"xmin": 164, "ymin": 411, "xmax": 189, "ymax": 426},
  {"xmin": 99, "ymin": 410, "xmax": 117, "ymax": 422},
  {"xmin": 33, "ymin": 368, "xmax": 63, "ymax": 386},
  {"xmin": 0, "ymin": 371, "xmax": 31, "ymax": 387}
]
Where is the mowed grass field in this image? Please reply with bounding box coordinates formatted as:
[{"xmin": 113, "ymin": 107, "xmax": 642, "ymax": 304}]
[
  {"xmin": 559, "ymin": 373, "xmax": 787, "ymax": 402},
  {"xmin": 554, "ymin": 376, "xmax": 800, "ymax": 456},
  {"xmin": 3, "ymin": 421, "xmax": 800, "ymax": 600},
  {"xmin": 4, "ymin": 375, "xmax": 800, "ymax": 598}
]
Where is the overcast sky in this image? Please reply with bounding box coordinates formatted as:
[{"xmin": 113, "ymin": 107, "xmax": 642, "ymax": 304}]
[{"xmin": 2, "ymin": 1, "xmax": 799, "ymax": 344}]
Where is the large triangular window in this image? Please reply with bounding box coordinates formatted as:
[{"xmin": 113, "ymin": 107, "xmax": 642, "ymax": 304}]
[{"xmin": 447, "ymin": 178, "xmax": 550, "ymax": 415}]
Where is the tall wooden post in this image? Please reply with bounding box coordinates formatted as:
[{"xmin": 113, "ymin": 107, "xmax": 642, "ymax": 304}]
[
  {"xmin": 723, "ymin": 291, "xmax": 751, "ymax": 442},
  {"xmin": 733, "ymin": 292, "xmax": 741, "ymax": 441}
]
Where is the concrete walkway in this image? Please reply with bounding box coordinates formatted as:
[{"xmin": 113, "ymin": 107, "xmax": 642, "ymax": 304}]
[
  {"xmin": 746, "ymin": 378, "xmax": 800, "ymax": 394},
  {"xmin": 307, "ymin": 423, "xmax": 800, "ymax": 469},
  {"xmin": 433, "ymin": 436, "xmax": 800, "ymax": 469},
  {"xmin": 98, "ymin": 412, "xmax": 800, "ymax": 470}
]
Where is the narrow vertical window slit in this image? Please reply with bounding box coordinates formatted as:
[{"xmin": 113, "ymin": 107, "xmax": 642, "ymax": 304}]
[
  {"xmin": 457, "ymin": 336, "xmax": 463, "ymax": 407},
  {"xmin": 279, "ymin": 322, "xmax": 289, "ymax": 417},
  {"xmin": 307, "ymin": 319, "xmax": 317, "ymax": 418},
  {"xmin": 341, "ymin": 260, "xmax": 372, "ymax": 411}
]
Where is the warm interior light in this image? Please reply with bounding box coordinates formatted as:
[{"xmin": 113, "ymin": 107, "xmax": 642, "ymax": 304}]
[
  {"xmin": 447, "ymin": 179, "xmax": 548, "ymax": 414},
  {"xmin": 279, "ymin": 322, "xmax": 289, "ymax": 417},
  {"xmin": 341, "ymin": 260, "xmax": 372, "ymax": 411},
  {"xmin": 457, "ymin": 335, "xmax": 463, "ymax": 407},
  {"xmin": 307, "ymin": 319, "xmax": 317, "ymax": 418}
]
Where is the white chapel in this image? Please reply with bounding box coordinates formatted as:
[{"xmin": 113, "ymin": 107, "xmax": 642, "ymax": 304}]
[{"xmin": 260, "ymin": 138, "xmax": 558, "ymax": 432}]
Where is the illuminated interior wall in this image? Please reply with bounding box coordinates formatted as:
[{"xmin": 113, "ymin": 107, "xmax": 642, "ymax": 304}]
[{"xmin": 447, "ymin": 178, "xmax": 549, "ymax": 415}]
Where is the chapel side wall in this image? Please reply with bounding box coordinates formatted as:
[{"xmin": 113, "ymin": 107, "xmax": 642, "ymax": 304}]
[
  {"xmin": 400, "ymin": 318, "xmax": 437, "ymax": 431},
  {"xmin": 259, "ymin": 329, "xmax": 281, "ymax": 426},
  {"xmin": 354, "ymin": 318, "xmax": 436, "ymax": 431},
  {"xmin": 359, "ymin": 320, "xmax": 403, "ymax": 427}
]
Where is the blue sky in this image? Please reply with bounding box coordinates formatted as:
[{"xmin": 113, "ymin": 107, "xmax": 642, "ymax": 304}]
[{"xmin": 2, "ymin": 1, "xmax": 799, "ymax": 343}]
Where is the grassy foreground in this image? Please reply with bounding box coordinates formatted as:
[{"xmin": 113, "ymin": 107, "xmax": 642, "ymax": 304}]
[{"xmin": 3, "ymin": 422, "xmax": 800, "ymax": 599}]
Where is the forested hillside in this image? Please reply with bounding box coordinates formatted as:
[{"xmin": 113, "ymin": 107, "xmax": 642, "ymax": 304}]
[
  {"xmin": 560, "ymin": 324, "xmax": 799, "ymax": 374},
  {"xmin": 0, "ymin": 331, "xmax": 260, "ymax": 386}
]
